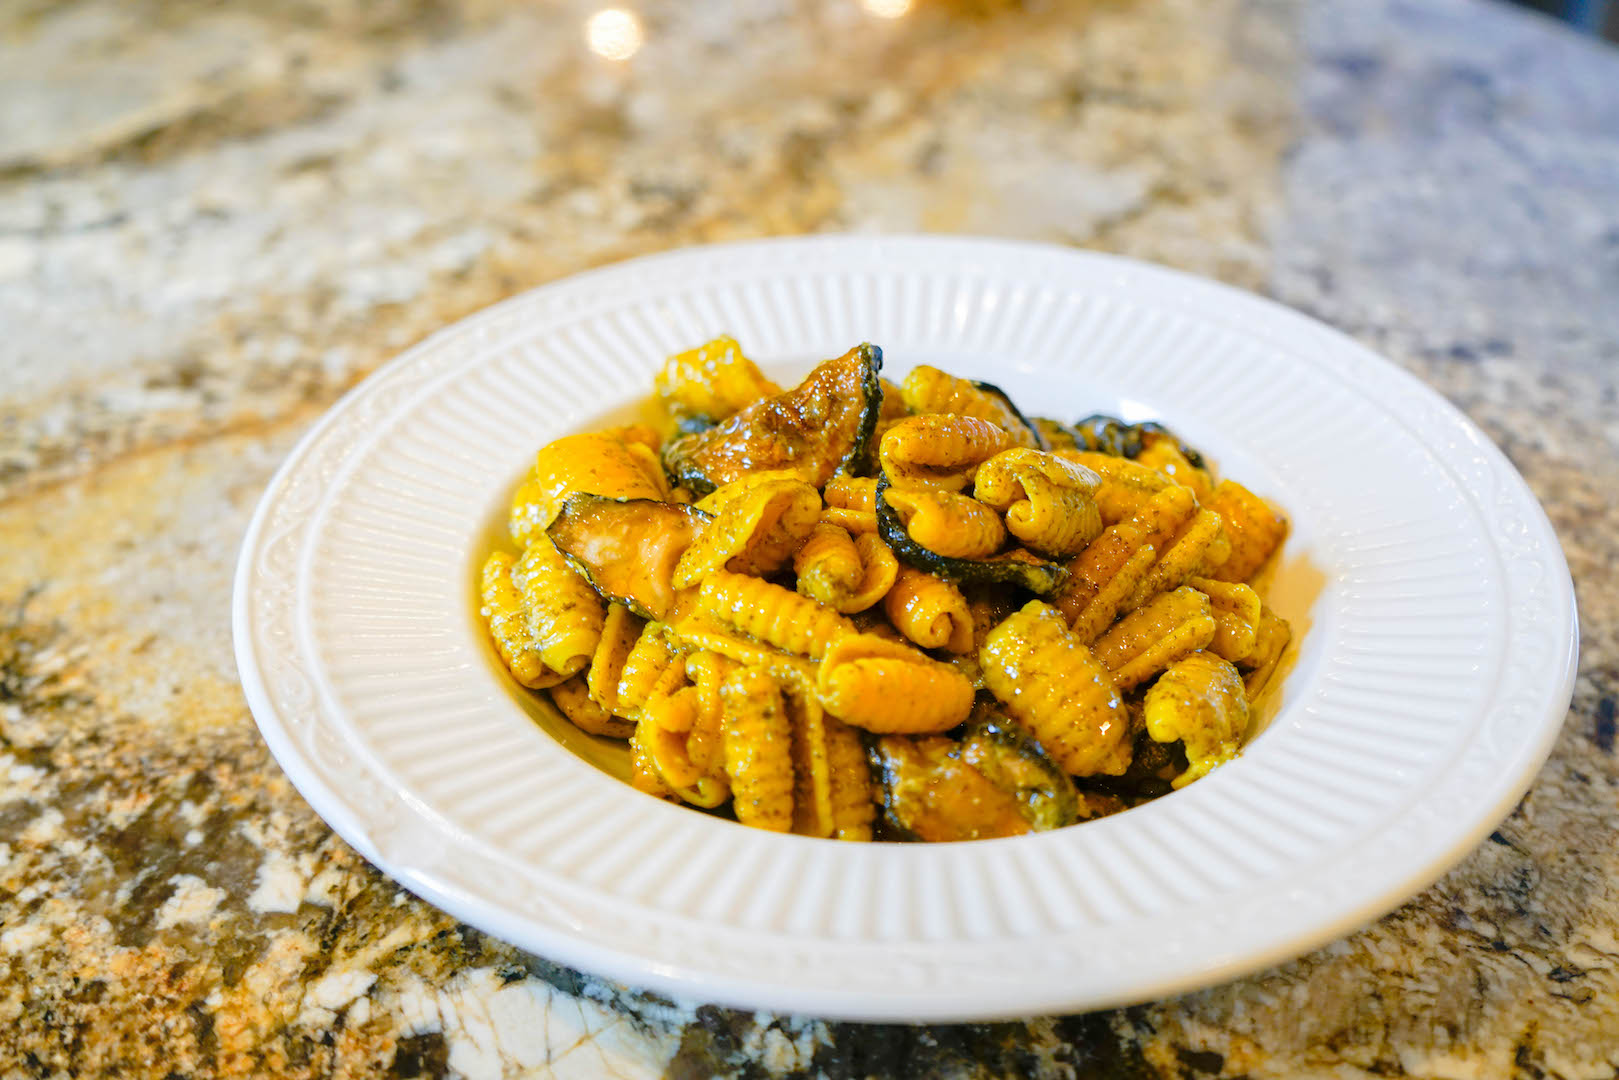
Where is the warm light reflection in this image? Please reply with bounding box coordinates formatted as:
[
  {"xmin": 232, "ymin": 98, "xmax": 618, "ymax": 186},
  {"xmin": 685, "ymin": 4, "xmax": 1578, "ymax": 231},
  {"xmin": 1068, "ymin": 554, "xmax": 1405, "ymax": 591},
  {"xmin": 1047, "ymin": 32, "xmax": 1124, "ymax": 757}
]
[
  {"xmin": 861, "ymin": 0, "xmax": 912, "ymax": 18},
  {"xmin": 585, "ymin": 8, "xmax": 644, "ymax": 61}
]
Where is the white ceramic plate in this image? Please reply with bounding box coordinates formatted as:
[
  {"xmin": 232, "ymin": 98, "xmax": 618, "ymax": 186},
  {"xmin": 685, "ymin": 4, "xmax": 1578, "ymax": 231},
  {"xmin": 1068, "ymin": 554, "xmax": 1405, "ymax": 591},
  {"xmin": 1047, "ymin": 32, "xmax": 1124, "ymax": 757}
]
[{"xmin": 233, "ymin": 237, "xmax": 1577, "ymax": 1021}]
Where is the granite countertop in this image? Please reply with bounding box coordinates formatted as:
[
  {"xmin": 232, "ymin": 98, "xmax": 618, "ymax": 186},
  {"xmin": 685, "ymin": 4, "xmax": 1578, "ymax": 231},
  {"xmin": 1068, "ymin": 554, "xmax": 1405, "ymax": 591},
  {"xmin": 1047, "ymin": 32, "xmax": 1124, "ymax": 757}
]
[{"xmin": 3, "ymin": 0, "xmax": 1616, "ymax": 1075}]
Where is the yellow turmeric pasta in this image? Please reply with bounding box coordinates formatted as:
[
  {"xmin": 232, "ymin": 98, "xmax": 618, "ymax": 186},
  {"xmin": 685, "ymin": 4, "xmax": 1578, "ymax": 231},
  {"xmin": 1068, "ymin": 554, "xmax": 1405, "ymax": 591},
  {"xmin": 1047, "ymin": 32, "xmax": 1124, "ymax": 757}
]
[
  {"xmin": 511, "ymin": 537, "xmax": 605, "ymax": 679},
  {"xmin": 974, "ymin": 448, "xmax": 1104, "ymax": 558},
  {"xmin": 880, "ymin": 414, "xmax": 1014, "ymax": 492},
  {"xmin": 882, "ymin": 486, "xmax": 1005, "ymax": 559},
  {"xmin": 900, "ymin": 366, "xmax": 1039, "ymax": 448},
  {"xmin": 479, "ymin": 342, "xmax": 1299, "ymax": 840},
  {"xmin": 721, "ymin": 667, "xmax": 795, "ymax": 832},
  {"xmin": 884, "ymin": 565, "xmax": 974, "ymax": 654},
  {"xmin": 980, "ymin": 602, "xmax": 1131, "ymax": 776},
  {"xmin": 697, "ymin": 570, "xmax": 854, "ymax": 660}
]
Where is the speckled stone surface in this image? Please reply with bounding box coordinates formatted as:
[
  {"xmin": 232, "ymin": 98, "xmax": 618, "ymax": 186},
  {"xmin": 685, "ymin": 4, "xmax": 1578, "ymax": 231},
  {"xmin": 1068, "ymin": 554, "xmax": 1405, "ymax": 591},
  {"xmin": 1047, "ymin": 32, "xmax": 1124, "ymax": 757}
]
[{"xmin": 1, "ymin": 0, "xmax": 1615, "ymax": 1076}]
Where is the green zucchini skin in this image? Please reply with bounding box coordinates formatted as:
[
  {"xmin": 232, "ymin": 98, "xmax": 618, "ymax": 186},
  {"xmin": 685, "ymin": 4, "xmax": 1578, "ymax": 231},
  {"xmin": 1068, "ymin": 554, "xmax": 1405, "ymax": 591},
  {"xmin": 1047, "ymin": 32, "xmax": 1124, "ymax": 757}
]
[
  {"xmin": 661, "ymin": 343, "xmax": 883, "ymax": 498},
  {"xmin": 1074, "ymin": 414, "xmax": 1209, "ymax": 470},
  {"xmin": 970, "ymin": 378, "xmax": 1049, "ymax": 450},
  {"xmin": 546, "ymin": 494, "xmax": 712, "ymax": 620},
  {"xmin": 873, "ymin": 474, "xmax": 1067, "ymax": 594},
  {"xmin": 961, "ymin": 715, "xmax": 1080, "ymax": 832}
]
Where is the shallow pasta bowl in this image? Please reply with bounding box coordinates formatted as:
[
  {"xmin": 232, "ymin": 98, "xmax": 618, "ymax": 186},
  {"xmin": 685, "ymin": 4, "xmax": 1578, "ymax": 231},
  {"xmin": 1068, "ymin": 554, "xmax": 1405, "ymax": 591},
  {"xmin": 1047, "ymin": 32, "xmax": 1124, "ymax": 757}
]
[{"xmin": 232, "ymin": 236, "xmax": 1577, "ymax": 1021}]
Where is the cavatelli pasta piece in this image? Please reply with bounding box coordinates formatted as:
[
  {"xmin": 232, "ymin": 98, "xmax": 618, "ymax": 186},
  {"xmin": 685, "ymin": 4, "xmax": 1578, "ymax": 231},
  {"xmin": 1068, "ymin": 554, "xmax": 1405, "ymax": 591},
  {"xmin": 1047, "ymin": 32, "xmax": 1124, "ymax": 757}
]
[
  {"xmin": 479, "ymin": 551, "xmax": 567, "ymax": 689},
  {"xmin": 615, "ymin": 622, "xmax": 685, "ymax": 717},
  {"xmin": 642, "ymin": 690, "xmax": 731, "ymax": 807},
  {"xmin": 843, "ymin": 533, "xmax": 901, "ymax": 614},
  {"xmin": 655, "ymin": 335, "xmax": 781, "ymax": 424},
  {"xmin": 667, "ymin": 614, "xmax": 819, "ymax": 691},
  {"xmin": 1239, "ymin": 607, "xmax": 1292, "ymax": 701},
  {"xmin": 881, "ymin": 487, "xmax": 1006, "ymax": 560},
  {"xmin": 1136, "ymin": 438, "xmax": 1215, "ymax": 503},
  {"xmin": 883, "ymin": 565, "xmax": 974, "ymax": 654},
  {"xmin": 879, "ymin": 414, "xmax": 1015, "ymax": 492},
  {"xmin": 513, "ymin": 432, "xmax": 668, "ymax": 544},
  {"xmin": 696, "ymin": 570, "xmax": 855, "ymax": 660},
  {"xmin": 899, "ymin": 366, "xmax": 1041, "ymax": 448},
  {"xmin": 786, "ymin": 686, "xmax": 835, "ymax": 838},
  {"xmin": 683, "ymin": 651, "xmax": 736, "ymax": 780},
  {"xmin": 1090, "ymin": 585, "xmax": 1218, "ymax": 692},
  {"xmin": 722, "ymin": 667, "xmax": 795, "ymax": 832},
  {"xmin": 815, "ymin": 633, "xmax": 974, "ymax": 734},
  {"xmin": 674, "ymin": 477, "xmax": 821, "ymax": 587},
  {"xmin": 1205, "ymin": 480, "xmax": 1288, "ymax": 584},
  {"xmin": 1143, "ymin": 652, "xmax": 1249, "ymax": 788},
  {"xmin": 819, "ymin": 476, "xmax": 880, "ymax": 534},
  {"xmin": 823, "ymin": 714, "xmax": 875, "ymax": 841},
  {"xmin": 1055, "ymin": 519, "xmax": 1161, "ymax": 644},
  {"xmin": 587, "ymin": 602, "xmax": 644, "ymax": 717},
  {"xmin": 974, "ymin": 448, "xmax": 1104, "ymax": 558},
  {"xmin": 824, "ymin": 476, "xmax": 879, "ymax": 512},
  {"xmin": 1189, "ymin": 576, "xmax": 1262, "ymax": 663},
  {"xmin": 629, "ymin": 715, "xmax": 676, "ymax": 800},
  {"xmin": 979, "ymin": 601, "xmax": 1132, "ymax": 776},
  {"xmin": 512, "ymin": 537, "xmax": 606, "ymax": 679},
  {"xmin": 1122, "ymin": 506, "xmax": 1228, "ymax": 613},
  {"xmin": 549, "ymin": 674, "xmax": 634, "ymax": 738},
  {"xmin": 1060, "ymin": 450, "xmax": 1189, "ymax": 528},
  {"xmin": 794, "ymin": 524, "xmax": 863, "ymax": 607}
]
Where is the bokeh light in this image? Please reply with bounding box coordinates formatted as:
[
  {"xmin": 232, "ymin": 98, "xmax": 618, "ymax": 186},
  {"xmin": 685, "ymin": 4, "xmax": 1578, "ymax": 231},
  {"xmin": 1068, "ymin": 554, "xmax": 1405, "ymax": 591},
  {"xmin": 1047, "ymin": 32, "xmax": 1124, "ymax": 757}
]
[{"xmin": 585, "ymin": 8, "xmax": 644, "ymax": 61}]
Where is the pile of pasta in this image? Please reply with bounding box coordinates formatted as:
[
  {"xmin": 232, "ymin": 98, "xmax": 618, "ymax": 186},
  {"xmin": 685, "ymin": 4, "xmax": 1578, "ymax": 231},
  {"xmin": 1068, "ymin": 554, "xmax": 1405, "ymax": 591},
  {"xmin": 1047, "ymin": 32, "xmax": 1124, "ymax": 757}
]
[{"xmin": 479, "ymin": 337, "xmax": 1292, "ymax": 842}]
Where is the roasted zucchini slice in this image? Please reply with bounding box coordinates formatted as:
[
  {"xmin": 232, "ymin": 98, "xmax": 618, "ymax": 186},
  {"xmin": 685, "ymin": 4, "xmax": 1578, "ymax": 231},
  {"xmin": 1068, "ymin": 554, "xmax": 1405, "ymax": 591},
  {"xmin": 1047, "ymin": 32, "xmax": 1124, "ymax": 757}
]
[
  {"xmin": 547, "ymin": 495, "xmax": 711, "ymax": 620},
  {"xmin": 661, "ymin": 344, "xmax": 883, "ymax": 497},
  {"xmin": 960, "ymin": 714, "xmax": 1080, "ymax": 831},
  {"xmin": 1074, "ymin": 414, "xmax": 1208, "ymax": 471},
  {"xmin": 873, "ymin": 474, "xmax": 1066, "ymax": 594},
  {"xmin": 868, "ymin": 734, "xmax": 1033, "ymax": 842}
]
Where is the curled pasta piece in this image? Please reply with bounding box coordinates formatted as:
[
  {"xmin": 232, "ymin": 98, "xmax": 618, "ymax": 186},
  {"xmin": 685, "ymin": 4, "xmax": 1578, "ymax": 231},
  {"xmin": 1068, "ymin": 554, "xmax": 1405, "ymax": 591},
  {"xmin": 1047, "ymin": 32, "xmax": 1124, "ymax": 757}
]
[
  {"xmin": 512, "ymin": 537, "xmax": 606, "ymax": 679},
  {"xmin": 979, "ymin": 602, "xmax": 1131, "ymax": 776},
  {"xmin": 1205, "ymin": 480, "xmax": 1288, "ymax": 584},
  {"xmin": 674, "ymin": 477, "xmax": 821, "ymax": 587},
  {"xmin": 880, "ymin": 414, "xmax": 1014, "ymax": 492},
  {"xmin": 696, "ymin": 570, "xmax": 855, "ymax": 660},
  {"xmin": 721, "ymin": 667, "xmax": 795, "ymax": 832},
  {"xmin": 586, "ymin": 602, "xmax": 644, "ymax": 717},
  {"xmin": 629, "ymin": 716, "xmax": 676, "ymax": 800},
  {"xmin": 899, "ymin": 366, "xmax": 1040, "ymax": 448},
  {"xmin": 882, "ymin": 487, "xmax": 1006, "ymax": 560},
  {"xmin": 1060, "ymin": 451, "xmax": 1176, "ymax": 527},
  {"xmin": 1137, "ymin": 437, "xmax": 1215, "ymax": 503},
  {"xmin": 683, "ymin": 651, "xmax": 736, "ymax": 780},
  {"xmin": 479, "ymin": 551, "xmax": 567, "ymax": 689},
  {"xmin": 883, "ymin": 565, "xmax": 974, "ymax": 654},
  {"xmin": 549, "ymin": 674, "xmax": 634, "ymax": 739},
  {"xmin": 1090, "ymin": 585, "xmax": 1217, "ymax": 692},
  {"xmin": 511, "ymin": 432, "xmax": 667, "ymax": 545},
  {"xmin": 615, "ymin": 622, "xmax": 686, "ymax": 718},
  {"xmin": 824, "ymin": 476, "xmax": 878, "ymax": 512},
  {"xmin": 815, "ymin": 633, "xmax": 974, "ymax": 734},
  {"xmin": 796, "ymin": 526, "xmax": 899, "ymax": 614},
  {"xmin": 794, "ymin": 524, "xmax": 862, "ymax": 605},
  {"xmin": 1239, "ymin": 607, "xmax": 1292, "ymax": 701},
  {"xmin": 1189, "ymin": 576, "xmax": 1262, "ymax": 663},
  {"xmin": 1143, "ymin": 651, "xmax": 1249, "ymax": 788},
  {"xmin": 642, "ymin": 690, "xmax": 731, "ymax": 808},
  {"xmin": 655, "ymin": 335, "xmax": 780, "ymax": 423},
  {"xmin": 974, "ymin": 448, "xmax": 1104, "ymax": 558},
  {"xmin": 819, "ymin": 476, "xmax": 880, "ymax": 535}
]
